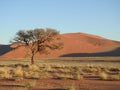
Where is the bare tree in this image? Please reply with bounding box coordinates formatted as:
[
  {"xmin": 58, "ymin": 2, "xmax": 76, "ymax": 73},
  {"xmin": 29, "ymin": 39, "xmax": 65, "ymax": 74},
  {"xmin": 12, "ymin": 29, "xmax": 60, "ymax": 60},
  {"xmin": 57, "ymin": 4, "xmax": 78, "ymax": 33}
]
[{"xmin": 11, "ymin": 28, "xmax": 63, "ymax": 64}]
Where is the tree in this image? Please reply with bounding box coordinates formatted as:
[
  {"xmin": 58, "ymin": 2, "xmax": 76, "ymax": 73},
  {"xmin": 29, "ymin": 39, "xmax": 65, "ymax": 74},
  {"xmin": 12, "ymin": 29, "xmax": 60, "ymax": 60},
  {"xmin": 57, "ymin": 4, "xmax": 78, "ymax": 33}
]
[{"xmin": 11, "ymin": 28, "xmax": 63, "ymax": 64}]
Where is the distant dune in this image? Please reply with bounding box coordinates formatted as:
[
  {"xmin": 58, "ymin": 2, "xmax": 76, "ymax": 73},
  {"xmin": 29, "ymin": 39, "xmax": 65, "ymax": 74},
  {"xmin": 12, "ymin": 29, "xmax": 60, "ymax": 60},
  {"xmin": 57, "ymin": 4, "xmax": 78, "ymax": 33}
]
[{"xmin": 0, "ymin": 32, "xmax": 120, "ymax": 58}]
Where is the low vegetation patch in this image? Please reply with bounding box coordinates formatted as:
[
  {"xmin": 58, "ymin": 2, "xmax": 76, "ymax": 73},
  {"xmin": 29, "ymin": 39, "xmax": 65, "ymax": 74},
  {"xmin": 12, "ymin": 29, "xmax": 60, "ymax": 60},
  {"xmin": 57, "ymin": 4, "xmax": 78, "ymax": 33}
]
[{"xmin": 0, "ymin": 64, "xmax": 119, "ymax": 81}]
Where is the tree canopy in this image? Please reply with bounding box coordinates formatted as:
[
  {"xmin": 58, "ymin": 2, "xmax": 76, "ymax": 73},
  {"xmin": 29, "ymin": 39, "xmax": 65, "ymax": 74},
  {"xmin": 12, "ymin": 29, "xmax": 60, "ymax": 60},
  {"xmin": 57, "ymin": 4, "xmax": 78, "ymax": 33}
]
[{"xmin": 11, "ymin": 28, "xmax": 63, "ymax": 64}]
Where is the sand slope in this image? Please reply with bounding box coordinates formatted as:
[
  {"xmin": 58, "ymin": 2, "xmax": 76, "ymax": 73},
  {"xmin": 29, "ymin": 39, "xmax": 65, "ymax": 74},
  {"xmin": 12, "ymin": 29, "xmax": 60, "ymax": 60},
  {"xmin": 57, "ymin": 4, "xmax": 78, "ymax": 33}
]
[{"xmin": 0, "ymin": 32, "xmax": 120, "ymax": 58}]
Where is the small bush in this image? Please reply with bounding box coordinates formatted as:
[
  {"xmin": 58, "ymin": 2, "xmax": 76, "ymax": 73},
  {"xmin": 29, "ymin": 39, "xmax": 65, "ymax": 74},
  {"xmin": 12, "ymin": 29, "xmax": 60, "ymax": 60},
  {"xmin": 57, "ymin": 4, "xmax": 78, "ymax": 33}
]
[
  {"xmin": 109, "ymin": 67, "xmax": 119, "ymax": 72},
  {"xmin": 39, "ymin": 72, "xmax": 51, "ymax": 79},
  {"xmin": 109, "ymin": 75, "xmax": 120, "ymax": 81},
  {"xmin": 74, "ymin": 67, "xmax": 81, "ymax": 73},
  {"xmin": 100, "ymin": 72, "xmax": 108, "ymax": 80},
  {"xmin": 0, "ymin": 67, "xmax": 12, "ymax": 79},
  {"xmin": 82, "ymin": 67, "xmax": 94, "ymax": 73},
  {"xmin": 74, "ymin": 72, "xmax": 83, "ymax": 80},
  {"xmin": 28, "ymin": 65, "xmax": 39, "ymax": 72},
  {"xmin": 24, "ymin": 71, "xmax": 39, "ymax": 79},
  {"xmin": 15, "ymin": 77, "xmax": 23, "ymax": 81},
  {"xmin": 13, "ymin": 66, "xmax": 23, "ymax": 77},
  {"xmin": 0, "ymin": 67, "xmax": 9, "ymax": 74},
  {"xmin": 44, "ymin": 65, "xmax": 52, "ymax": 71},
  {"xmin": 58, "ymin": 68, "xmax": 71, "ymax": 73},
  {"xmin": 56, "ymin": 73, "xmax": 73, "ymax": 79}
]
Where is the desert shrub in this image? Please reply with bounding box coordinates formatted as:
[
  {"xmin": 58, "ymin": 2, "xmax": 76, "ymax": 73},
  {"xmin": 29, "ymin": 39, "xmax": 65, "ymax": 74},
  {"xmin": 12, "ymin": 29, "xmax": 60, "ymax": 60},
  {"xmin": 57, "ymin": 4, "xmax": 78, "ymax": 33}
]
[
  {"xmin": 15, "ymin": 77, "xmax": 24, "ymax": 81},
  {"xmin": 74, "ymin": 72, "xmax": 83, "ymax": 80},
  {"xmin": 82, "ymin": 67, "xmax": 94, "ymax": 73},
  {"xmin": 103, "ymin": 67, "xmax": 111, "ymax": 73},
  {"xmin": 96, "ymin": 66, "xmax": 102, "ymax": 73},
  {"xmin": 109, "ymin": 67, "xmax": 119, "ymax": 72},
  {"xmin": 100, "ymin": 72, "xmax": 120, "ymax": 81},
  {"xmin": 28, "ymin": 64, "xmax": 39, "ymax": 72},
  {"xmin": 74, "ymin": 67, "xmax": 81, "ymax": 73},
  {"xmin": 55, "ymin": 73, "xmax": 73, "ymax": 79},
  {"xmin": 13, "ymin": 66, "xmax": 23, "ymax": 77},
  {"xmin": 24, "ymin": 71, "xmax": 39, "ymax": 79},
  {"xmin": 2, "ymin": 73, "xmax": 12, "ymax": 79},
  {"xmin": 47, "ymin": 68, "xmax": 57, "ymax": 73},
  {"xmin": 100, "ymin": 72, "xmax": 108, "ymax": 80},
  {"xmin": 102, "ymin": 67, "xmax": 119, "ymax": 74},
  {"xmin": 87, "ymin": 64, "xmax": 94, "ymax": 68},
  {"xmin": 0, "ymin": 68, "xmax": 6, "ymax": 74},
  {"xmin": 0, "ymin": 67, "xmax": 12, "ymax": 79},
  {"xmin": 109, "ymin": 75, "xmax": 120, "ymax": 81},
  {"xmin": 58, "ymin": 68, "xmax": 71, "ymax": 73},
  {"xmin": 44, "ymin": 64, "xmax": 52, "ymax": 71},
  {"xmin": 39, "ymin": 72, "xmax": 51, "ymax": 79},
  {"xmin": 74, "ymin": 66, "xmax": 84, "ymax": 76},
  {"xmin": 82, "ymin": 67, "xmax": 99, "ymax": 75},
  {"xmin": 0, "ymin": 67, "xmax": 9, "ymax": 74},
  {"xmin": 14, "ymin": 64, "xmax": 27, "ymax": 68}
]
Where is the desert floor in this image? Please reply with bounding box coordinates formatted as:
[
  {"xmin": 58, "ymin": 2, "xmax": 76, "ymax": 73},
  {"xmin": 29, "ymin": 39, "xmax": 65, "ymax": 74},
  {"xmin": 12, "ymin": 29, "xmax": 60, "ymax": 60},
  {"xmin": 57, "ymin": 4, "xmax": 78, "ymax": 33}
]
[
  {"xmin": 0, "ymin": 78, "xmax": 120, "ymax": 90},
  {"xmin": 0, "ymin": 57, "xmax": 120, "ymax": 90}
]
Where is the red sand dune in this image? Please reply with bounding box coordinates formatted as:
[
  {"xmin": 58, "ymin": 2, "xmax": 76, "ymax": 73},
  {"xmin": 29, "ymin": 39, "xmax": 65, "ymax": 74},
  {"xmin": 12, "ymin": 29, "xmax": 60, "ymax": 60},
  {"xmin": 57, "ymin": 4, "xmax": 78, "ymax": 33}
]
[{"xmin": 0, "ymin": 32, "xmax": 120, "ymax": 58}]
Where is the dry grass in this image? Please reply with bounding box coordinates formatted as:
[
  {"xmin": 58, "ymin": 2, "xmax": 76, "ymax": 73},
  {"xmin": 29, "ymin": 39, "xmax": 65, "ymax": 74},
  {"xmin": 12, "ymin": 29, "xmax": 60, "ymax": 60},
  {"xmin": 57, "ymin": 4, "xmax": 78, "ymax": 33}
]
[
  {"xmin": 0, "ymin": 57, "xmax": 119, "ymax": 90},
  {"xmin": 0, "ymin": 63, "xmax": 119, "ymax": 81}
]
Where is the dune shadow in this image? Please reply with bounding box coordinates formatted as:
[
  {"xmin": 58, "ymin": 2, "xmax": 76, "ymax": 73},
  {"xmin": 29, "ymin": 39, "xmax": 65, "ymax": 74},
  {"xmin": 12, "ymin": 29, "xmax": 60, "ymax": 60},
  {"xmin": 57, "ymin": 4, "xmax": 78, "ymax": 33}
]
[
  {"xmin": 0, "ymin": 45, "xmax": 13, "ymax": 55},
  {"xmin": 60, "ymin": 47, "xmax": 120, "ymax": 57}
]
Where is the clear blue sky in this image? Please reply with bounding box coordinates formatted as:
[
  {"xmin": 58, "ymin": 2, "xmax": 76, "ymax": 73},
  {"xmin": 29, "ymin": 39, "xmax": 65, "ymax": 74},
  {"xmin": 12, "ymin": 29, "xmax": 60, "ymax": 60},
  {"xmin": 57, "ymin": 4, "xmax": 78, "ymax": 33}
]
[{"xmin": 0, "ymin": 0, "xmax": 120, "ymax": 44}]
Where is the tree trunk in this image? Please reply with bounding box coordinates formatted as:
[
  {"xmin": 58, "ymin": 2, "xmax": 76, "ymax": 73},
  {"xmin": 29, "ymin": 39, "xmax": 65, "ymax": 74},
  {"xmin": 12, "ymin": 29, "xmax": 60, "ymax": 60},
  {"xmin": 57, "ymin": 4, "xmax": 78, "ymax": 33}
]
[{"xmin": 31, "ymin": 53, "xmax": 34, "ymax": 64}]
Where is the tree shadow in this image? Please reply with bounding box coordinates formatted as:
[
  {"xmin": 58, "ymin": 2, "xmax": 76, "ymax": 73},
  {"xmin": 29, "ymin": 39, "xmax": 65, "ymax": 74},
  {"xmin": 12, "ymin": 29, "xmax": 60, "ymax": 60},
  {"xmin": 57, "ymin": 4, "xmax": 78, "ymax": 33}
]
[
  {"xmin": 60, "ymin": 47, "xmax": 120, "ymax": 57},
  {"xmin": 0, "ymin": 45, "xmax": 13, "ymax": 55}
]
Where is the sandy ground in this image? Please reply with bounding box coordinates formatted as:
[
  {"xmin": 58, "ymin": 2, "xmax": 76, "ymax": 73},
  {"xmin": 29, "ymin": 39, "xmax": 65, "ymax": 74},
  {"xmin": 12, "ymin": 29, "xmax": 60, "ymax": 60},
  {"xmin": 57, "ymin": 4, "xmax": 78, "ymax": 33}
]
[
  {"xmin": 32, "ymin": 79, "xmax": 120, "ymax": 90},
  {"xmin": 0, "ymin": 78, "xmax": 120, "ymax": 90}
]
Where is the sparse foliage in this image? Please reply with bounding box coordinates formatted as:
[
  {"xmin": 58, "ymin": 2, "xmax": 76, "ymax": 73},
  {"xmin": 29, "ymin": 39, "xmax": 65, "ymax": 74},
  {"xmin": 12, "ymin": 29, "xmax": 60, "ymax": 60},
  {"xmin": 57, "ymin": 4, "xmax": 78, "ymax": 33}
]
[{"xmin": 11, "ymin": 28, "xmax": 63, "ymax": 64}]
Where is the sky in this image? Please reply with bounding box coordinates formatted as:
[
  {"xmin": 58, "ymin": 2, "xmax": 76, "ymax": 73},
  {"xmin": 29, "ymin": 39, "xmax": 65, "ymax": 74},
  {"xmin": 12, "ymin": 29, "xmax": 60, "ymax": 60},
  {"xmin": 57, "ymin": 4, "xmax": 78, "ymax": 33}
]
[{"xmin": 0, "ymin": 0, "xmax": 120, "ymax": 44}]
